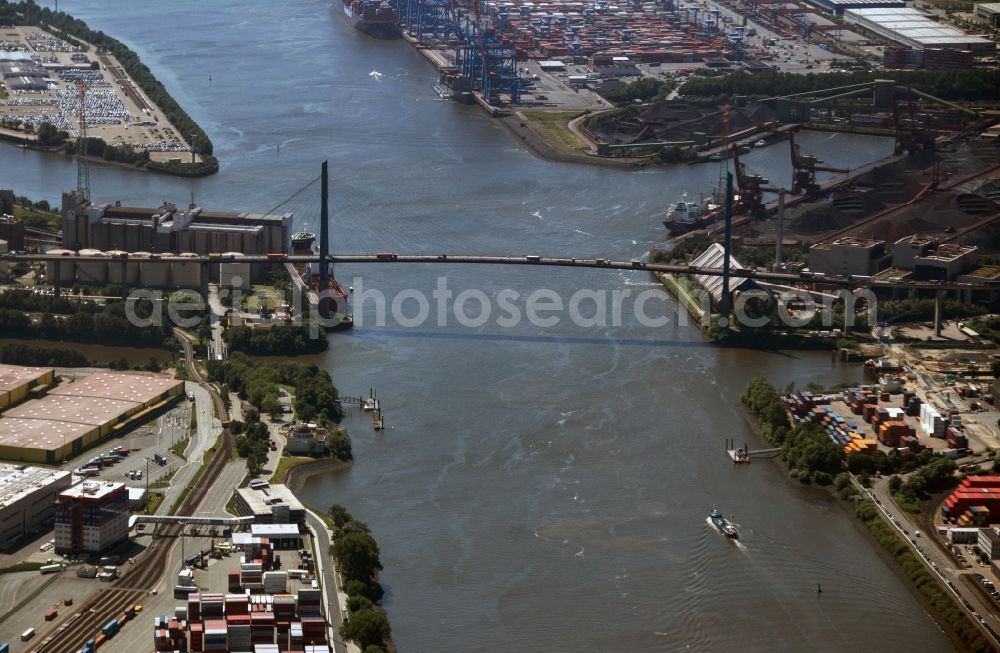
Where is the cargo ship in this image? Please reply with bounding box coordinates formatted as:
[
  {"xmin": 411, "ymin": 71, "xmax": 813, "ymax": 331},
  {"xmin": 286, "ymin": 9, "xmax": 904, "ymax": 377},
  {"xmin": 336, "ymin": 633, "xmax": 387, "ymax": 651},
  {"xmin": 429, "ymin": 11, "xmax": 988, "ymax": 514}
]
[
  {"xmin": 709, "ymin": 509, "xmax": 738, "ymax": 539},
  {"xmin": 662, "ymin": 193, "xmax": 721, "ymax": 235},
  {"xmin": 334, "ymin": 0, "xmax": 400, "ymax": 39}
]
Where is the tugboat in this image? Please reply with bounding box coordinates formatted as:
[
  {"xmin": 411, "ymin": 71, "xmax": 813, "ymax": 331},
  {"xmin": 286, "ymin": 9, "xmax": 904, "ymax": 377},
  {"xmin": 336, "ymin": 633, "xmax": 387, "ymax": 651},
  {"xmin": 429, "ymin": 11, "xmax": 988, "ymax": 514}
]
[
  {"xmin": 662, "ymin": 193, "xmax": 721, "ymax": 235},
  {"xmin": 709, "ymin": 508, "xmax": 739, "ymax": 539}
]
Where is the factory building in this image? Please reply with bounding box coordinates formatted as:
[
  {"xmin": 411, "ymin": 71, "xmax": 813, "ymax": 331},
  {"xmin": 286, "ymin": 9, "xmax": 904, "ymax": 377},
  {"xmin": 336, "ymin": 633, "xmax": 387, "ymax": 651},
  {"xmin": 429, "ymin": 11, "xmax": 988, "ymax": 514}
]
[
  {"xmin": 687, "ymin": 243, "xmax": 753, "ymax": 307},
  {"xmin": 61, "ymin": 191, "xmax": 293, "ymax": 259},
  {"xmin": 233, "ymin": 484, "xmax": 306, "ymax": 525},
  {"xmin": 0, "ymin": 370, "xmax": 183, "ymax": 464},
  {"xmin": 808, "ymin": 237, "xmax": 887, "ymax": 277},
  {"xmin": 0, "ymin": 214, "xmax": 24, "ymax": 251},
  {"xmin": 843, "ymin": 8, "xmax": 997, "ymax": 53},
  {"xmin": 975, "ymin": 3, "xmax": 1000, "ymax": 27},
  {"xmin": 807, "ymin": 0, "xmax": 905, "ymax": 16},
  {"xmin": 0, "ymin": 364, "xmax": 54, "ymax": 410},
  {"xmin": 249, "ymin": 523, "xmax": 302, "ymax": 550},
  {"xmin": 0, "ymin": 464, "xmax": 72, "ymax": 550},
  {"xmin": 54, "ymin": 480, "xmax": 129, "ymax": 555}
]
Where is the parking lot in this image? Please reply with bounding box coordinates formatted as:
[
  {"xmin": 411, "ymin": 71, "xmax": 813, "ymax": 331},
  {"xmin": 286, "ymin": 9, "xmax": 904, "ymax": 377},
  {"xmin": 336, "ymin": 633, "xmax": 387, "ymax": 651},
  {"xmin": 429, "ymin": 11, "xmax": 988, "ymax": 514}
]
[{"xmin": 0, "ymin": 26, "xmax": 197, "ymax": 161}]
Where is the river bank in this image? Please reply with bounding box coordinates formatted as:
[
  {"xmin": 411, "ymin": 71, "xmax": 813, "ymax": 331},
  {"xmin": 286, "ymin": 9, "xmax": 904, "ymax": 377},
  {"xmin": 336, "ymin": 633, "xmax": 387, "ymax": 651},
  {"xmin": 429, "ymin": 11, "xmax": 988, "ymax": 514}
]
[
  {"xmin": 0, "ymin": 129, "xmax": 218, "ymax": 177},
  {"xmin": 498, "ymin": 112, "xmax": 652, "ymax": 169},
  {"xmin": 739, "ymin": 389, "xmax": 991, "ymax": 653},
  {"xmin": 281, "ymin": 456, "xmax": 353, "ymax": 496}
]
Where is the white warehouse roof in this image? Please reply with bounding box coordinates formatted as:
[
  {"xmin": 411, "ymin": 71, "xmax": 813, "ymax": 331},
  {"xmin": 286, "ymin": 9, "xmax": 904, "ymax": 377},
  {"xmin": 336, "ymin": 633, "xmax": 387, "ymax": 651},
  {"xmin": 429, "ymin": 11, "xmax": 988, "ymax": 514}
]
[{"xmin": 843, "ymin": 8, "xmax": 996, "ymax": 51}]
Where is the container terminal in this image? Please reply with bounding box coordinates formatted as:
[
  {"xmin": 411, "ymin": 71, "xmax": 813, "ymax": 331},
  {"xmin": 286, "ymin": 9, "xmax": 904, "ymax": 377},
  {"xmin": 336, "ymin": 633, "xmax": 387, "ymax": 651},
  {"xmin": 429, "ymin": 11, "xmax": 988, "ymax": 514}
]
[{"xmin": 376, "ymin": 0, "xmax": 998, "ymax": 110}]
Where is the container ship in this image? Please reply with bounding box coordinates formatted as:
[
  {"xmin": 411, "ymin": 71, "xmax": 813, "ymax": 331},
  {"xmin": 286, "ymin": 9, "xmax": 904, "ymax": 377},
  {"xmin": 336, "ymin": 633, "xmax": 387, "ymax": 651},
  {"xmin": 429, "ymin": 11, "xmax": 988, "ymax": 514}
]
[
  {"xmin": 662, "ymin": 193, "xmax": 722, "ymax": 235},
  {"xmin": 709, "ymin": 509, "xmax": 738, "ymax": 539},
  {"xmin": 334, "ymin": 0, "xmax": 400, "ymax": 39}
]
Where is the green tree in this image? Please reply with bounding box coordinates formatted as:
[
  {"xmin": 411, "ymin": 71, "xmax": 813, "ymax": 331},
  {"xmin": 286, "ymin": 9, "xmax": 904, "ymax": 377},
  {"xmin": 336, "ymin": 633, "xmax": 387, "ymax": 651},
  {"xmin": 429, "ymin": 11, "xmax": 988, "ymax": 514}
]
[
  {"xmin": 333, "ymin": 531, "xmax": 383, "ymax": 583},
  {"xmin": 347, "ymin": 595, "xmax": 374, "ymax": 613},
  {"xmin": 36, "ymin": 121, "xmax": 67, "ymax": 146},
  {"xmin": 328, "ymin": 504, "xmax": 354, "ymax": 529},
  {"xmin": 326, "ymin": 428, "xmax": 353, "ymax": 461},
  {"xmin": 888, "ymin": 475, "xmax": 902, "ymax": 493},
  {"xmin": 339, "ymin": 610, "xmax": 390, "ymax": 650},
  {"xmin": 343, "ymin": 578, "xmax": 384, "ymax": 603}
]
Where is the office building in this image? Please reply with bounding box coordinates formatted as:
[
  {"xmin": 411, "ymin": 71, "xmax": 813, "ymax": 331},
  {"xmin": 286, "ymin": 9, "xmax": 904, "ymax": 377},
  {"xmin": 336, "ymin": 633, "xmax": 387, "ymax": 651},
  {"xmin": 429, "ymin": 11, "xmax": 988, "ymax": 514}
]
[
  {"xmin": 55, "ymin": 480, "xmax": 129, "ymax": 554},
  {"xmin": 233, "ymin": 484, "xmax": 306, "ymax": 525}
]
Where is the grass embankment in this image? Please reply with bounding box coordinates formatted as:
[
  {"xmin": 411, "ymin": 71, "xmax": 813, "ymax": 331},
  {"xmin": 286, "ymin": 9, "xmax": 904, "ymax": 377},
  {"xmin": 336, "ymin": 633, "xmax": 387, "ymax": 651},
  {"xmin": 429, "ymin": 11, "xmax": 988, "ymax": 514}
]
[
  {"xmin": 855, "ymin": 501, "xmax": 995, "ymax": 653},
  {"xmin": 148, "ymin": 468, "xmax": 176, "ymax": 489},
  {"xmin": 168, "ymin": 438, "xmax": 218, "ymax": 515},
  {"xmin": 518, "ymin": 111, "xmax": 589, "ymax": 154},
  {"xmin": 170, "ymin": 437, "xmax": 189, "ymax": 460},
  {"xmin": 0, "ymin": 561, "xmax": 43, "ymax": 574},
  {"xmin": 13, "ymin": 203, "xmax": 59, "ymax": 231},
  {"xmin": 657, "ymin": 273, "xmax": 706, "ymax": 321},
  {"xmin": 270, "ymin": 456, "xmax": 316, "ymax": 484},
  {"xmin": 142, "ymin": 491, "xmax": 164, "ymax": 515}
]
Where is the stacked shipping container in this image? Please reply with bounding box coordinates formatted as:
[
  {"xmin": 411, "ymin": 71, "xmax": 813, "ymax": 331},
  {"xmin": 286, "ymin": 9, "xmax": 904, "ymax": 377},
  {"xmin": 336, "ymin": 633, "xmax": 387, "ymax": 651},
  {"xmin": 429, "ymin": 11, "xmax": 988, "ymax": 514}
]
[{"xmin": 943, "ymin": 476, "xmax": 1000, "ymax": 521}]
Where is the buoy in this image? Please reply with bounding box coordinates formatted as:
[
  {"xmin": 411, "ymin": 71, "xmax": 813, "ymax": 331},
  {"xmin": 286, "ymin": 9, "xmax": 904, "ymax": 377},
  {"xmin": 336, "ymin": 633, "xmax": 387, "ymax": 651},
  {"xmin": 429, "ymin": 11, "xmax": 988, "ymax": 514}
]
[{"xmin": 817, "ymin": 583, "xmax": 823, "ymax": 593}]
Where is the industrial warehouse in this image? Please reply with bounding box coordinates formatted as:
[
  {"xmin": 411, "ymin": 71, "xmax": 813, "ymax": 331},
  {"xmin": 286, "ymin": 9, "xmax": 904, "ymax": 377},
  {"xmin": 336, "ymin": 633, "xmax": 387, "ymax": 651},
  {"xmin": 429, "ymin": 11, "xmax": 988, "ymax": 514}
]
[
  {"xmin": 843, "ymin": 7, "xmax": 997, "ymax": 52},
  {"xmin": 0, "ymin": 369, "xmax": 184, "ymax": 464},
  {"xmin": 0, "ymin": 464, "xmax": 72, "ymax": 550},
  {"xmin": 0, "ymin": 364, "xmax": 54, "ymax": 410}
]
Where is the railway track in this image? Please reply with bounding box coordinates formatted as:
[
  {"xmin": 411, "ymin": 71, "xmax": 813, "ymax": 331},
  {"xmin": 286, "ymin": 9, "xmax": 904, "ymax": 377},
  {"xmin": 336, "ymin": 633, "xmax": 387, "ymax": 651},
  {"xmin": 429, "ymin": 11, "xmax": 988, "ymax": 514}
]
[{"xmin": 32, "ymin": 335, "xmax": 231, "ymax": 653}]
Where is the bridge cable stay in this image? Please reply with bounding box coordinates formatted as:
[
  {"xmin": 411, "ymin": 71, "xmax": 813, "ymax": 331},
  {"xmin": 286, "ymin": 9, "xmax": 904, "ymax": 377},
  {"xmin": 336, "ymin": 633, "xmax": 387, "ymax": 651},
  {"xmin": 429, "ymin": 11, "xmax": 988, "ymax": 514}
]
[{"xmin": 257, "ymin": 174, "xmax": 322, "ymax": 222}]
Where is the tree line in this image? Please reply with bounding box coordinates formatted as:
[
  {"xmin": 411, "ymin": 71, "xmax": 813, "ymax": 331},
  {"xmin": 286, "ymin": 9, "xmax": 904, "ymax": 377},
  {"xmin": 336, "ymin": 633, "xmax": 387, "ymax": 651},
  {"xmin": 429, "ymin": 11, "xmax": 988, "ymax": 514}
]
[
  {"xmin": 0, "ymin": 300, "xmax": 173, "ymax": 348},
  {"xmin": 0, "ymin": 343, "xmax": 88, "ymax": 367},
  {"xmin": 65, "ymin": 135, "xmax": 151, "ymax": 166},
  {"xmin": 855, "ymin": 500, "xmax": 993, "ymax": 653},
  {"xmin": 743, "ymin": 376, "xmax": 844, "ymax": 485},
  {"xmin": 207, "ymin": 353, "xmax": 344, "ymax": 426},
  {"xmin": 327, "ymin": 504, "xmax": 392, "ymax": 653},
  {"xmin": 224, "ymin": 323, "xmax": 329, "ymax": 356},
  {"xmin": 230, "ymin": 409, "xmax": 271, "ymax": 476}
]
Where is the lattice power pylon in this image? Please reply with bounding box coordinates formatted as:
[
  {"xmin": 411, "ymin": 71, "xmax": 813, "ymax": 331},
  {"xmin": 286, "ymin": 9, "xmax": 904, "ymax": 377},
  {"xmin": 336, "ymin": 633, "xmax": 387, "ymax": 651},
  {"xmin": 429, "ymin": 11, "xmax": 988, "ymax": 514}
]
[{"xmin": 76, "ymin": 79, "xmax": 91, "ymax": 203}]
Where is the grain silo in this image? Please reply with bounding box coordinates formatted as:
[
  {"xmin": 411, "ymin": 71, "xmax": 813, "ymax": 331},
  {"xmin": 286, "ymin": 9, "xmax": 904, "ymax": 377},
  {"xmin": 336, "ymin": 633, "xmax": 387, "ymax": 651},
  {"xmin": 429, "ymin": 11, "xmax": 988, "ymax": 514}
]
[
  {"xmin": 139, "ymin": 253, "xmax": 170, "ymax": 288},
  {"xmin": 106, "ymin": 250, "xmax": 139, "ymax": 286},
  {"xmin": 170, "ymin": 253, "xmax": 201, "ymax": 289},
  {"xmin": 76, "ymin": 249, "xmax": 108, "ymax": 285},
  {"xmin": 44, "ymin": 249, "xmax": 76, "ymax": 285},
  {"xmin": 220, "ymin": 252, "xmax": 250, "ymax": 289}
]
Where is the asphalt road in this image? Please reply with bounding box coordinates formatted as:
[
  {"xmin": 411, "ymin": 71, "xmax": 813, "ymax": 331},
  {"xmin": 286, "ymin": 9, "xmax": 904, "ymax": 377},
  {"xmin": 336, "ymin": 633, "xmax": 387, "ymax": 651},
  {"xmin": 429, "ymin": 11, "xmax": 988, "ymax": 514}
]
[
  {"xmin": 868, "ymin": 476, "xmax": 1000, "ymax": 645},
  {"xmin": 305, "ymin": 509, "xmax": 354, "ymax": 653}
]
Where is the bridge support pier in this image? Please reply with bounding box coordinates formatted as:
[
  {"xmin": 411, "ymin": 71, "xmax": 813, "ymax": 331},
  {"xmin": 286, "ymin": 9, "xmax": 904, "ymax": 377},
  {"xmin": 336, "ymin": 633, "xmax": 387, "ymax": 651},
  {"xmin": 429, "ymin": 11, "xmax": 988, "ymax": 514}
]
[
  {"xmin": 934, "ymin": 289, "xmax": 944, "ymax": 338},
  {"xmin": 53, "ymin": 260, "xmax": 61, "ymax": 298},
  {"xmin": 200, "ymin": 261, "xmax": 210, "ymax": 298}
]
